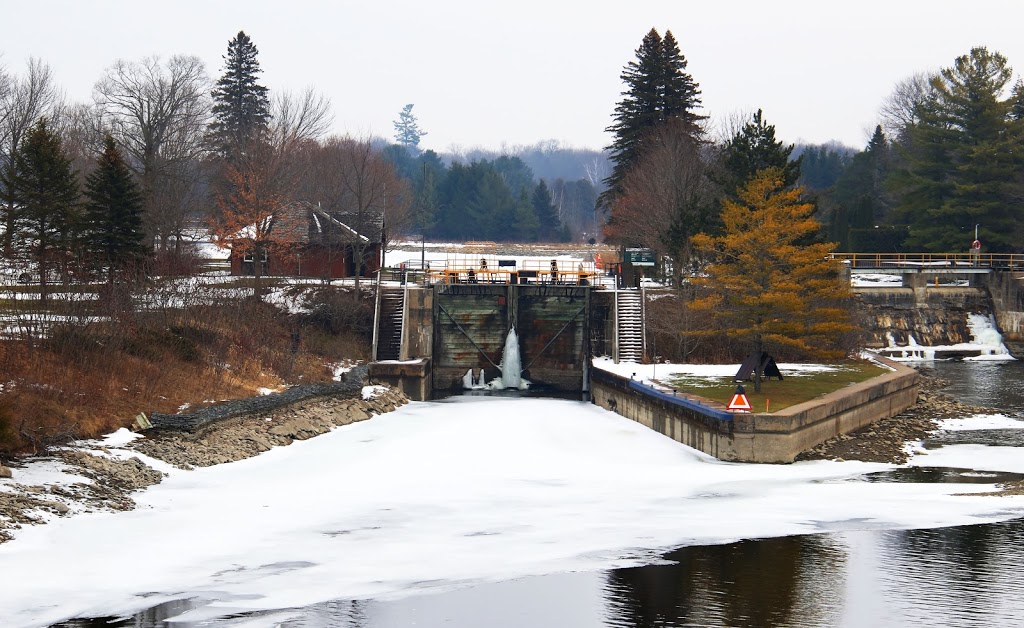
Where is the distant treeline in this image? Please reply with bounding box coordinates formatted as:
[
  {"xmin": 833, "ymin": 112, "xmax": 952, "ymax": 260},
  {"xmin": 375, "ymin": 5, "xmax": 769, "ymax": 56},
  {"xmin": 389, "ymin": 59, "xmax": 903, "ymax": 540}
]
[{"xmin": 383, "ymin": 142, "xmax": 607, "ymax": 242}]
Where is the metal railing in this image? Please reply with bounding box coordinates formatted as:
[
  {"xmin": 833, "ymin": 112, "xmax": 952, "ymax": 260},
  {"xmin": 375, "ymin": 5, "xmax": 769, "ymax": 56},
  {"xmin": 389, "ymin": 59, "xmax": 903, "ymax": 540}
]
[
  {"xmin": 829, "ymin": 252, "xmax": 1024, "ymax": 270},
  {"xmin": 387, "ymin": 258, "xmax": 603, "ymax": 286}
]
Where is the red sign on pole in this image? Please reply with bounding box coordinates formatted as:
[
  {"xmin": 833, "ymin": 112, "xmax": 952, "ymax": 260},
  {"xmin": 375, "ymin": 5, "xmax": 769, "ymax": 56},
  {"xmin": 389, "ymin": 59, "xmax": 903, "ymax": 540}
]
[{"xmin": 728, "ymin": 393, "xmax": 752, "ymax": 412}]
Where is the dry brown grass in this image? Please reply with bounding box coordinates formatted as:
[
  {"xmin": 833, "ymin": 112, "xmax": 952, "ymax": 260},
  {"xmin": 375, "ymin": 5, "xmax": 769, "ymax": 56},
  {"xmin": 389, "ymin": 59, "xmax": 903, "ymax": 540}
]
[{"xmin": 0, "ymin": 296, "xmax": 370, "ymax": 456}]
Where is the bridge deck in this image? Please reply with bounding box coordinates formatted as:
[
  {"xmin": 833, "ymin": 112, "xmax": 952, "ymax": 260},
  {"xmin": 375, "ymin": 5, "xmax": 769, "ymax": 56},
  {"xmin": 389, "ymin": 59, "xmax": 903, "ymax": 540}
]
[{"xmin": 831, "ymin": 252, "xmax": 1024, "ymax": 271}]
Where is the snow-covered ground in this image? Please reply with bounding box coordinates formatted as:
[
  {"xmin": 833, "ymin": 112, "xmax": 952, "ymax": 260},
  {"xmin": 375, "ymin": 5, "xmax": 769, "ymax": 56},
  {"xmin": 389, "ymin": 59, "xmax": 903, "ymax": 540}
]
[
  {"xmin": 593, "ymin": 356, "xmax": 846, "ymax": 386},
  {"xmin": 1, "ymin": 396, "xmax": 1023, "ymax": 627}
]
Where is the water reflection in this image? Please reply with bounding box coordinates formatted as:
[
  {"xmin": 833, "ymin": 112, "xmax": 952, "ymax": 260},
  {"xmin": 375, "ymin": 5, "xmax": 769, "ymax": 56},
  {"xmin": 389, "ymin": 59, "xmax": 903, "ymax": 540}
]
[
  {"xmin": 604, "ymin": 534, "xmax": 846, "ymax": 627},
  {"xmin": 602, "ymin": 520, "xmax": 1024, "ymax": 628},
  {"xmin": 863, "ymin": 466, "xmax": 1024, "ymax": 484},
  {"xmin": 926, "ymin": 360, "xmax": 1024, "ymax": 414},
  {"xmin": 872, "ymin": 520, "xmax": 1024, "ymax": 627}
]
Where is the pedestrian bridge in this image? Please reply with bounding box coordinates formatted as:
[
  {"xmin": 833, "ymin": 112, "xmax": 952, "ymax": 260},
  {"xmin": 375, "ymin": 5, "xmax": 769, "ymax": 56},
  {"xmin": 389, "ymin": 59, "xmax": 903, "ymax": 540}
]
[{"xmin": 830, "ymin": 252, "xmax": 1024, "ymax": 273}]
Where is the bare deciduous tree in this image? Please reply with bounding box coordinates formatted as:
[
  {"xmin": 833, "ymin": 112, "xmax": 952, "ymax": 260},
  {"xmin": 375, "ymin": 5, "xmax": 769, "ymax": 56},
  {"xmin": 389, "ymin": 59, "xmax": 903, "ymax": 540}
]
[
  {"xmin": 311, "ymin": 136, "xmax": 410, "ymax": 297},
  {"xmin": 93, "ymin": 55, "xmax": 211, "ymax": 249},
  {"xmin": 270, "ymin": 87, "xmax": 333, "ymax": 151},
  {"xmin": 711, "ymin": 108, "xmax": 756, "ymax": 145},
  {"xmin": 878, "ymin": 72, "xmax": 935, "ymax": 142},
  {"xmin": 209, "ymin": 142, "xmax": 298, "ymax": 299},
  {"xmin": 608, "ymin": 121, "xmax": 717, "ymax": 283}
]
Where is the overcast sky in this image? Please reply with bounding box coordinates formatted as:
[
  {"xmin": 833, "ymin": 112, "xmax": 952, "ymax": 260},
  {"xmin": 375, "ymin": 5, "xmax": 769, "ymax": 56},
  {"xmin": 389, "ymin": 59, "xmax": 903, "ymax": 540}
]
[{"xmin": 4, "ymin": 0, "xmax": 1024, "ymax": 153}]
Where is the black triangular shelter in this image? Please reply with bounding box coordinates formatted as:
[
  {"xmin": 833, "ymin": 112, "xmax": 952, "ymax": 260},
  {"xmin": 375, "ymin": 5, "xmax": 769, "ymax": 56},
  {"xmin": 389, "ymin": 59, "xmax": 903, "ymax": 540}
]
[{"xmin": 735, "ymin": 352, "xmax": 783, "ymax": 382}]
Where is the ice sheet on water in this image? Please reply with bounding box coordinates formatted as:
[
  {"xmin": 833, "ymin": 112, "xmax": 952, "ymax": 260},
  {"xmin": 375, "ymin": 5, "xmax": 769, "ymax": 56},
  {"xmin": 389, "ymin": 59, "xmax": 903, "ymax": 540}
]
[
  {"xmin": 2, "ymin": 397, "xmax": 1024, "ymax": 627},
  {"xmin": 908, "ymin": 443, "xmax": 1024, "ymax": 474},
  {"xmin": 939, "ymin": 414, "xmax": 1024, "ymax": 431}
]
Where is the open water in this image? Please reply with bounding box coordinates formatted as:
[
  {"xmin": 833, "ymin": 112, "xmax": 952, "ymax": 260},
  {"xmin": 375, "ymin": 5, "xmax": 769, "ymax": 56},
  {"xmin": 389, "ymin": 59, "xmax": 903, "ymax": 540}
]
[{"xmin": 54, "ymin": 360, "xmax": 1024, "ymax": 628}]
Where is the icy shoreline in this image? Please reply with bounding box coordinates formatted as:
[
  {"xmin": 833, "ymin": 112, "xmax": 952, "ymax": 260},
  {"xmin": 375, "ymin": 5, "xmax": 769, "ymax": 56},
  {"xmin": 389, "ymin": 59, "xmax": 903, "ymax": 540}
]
[
  {"xmin": 3, "ymin": 369, "xmax": 1024, "ymax": 627},
  {"xmin": 0, "ymin": 385, "xmax": 407, "ymax": 544}
]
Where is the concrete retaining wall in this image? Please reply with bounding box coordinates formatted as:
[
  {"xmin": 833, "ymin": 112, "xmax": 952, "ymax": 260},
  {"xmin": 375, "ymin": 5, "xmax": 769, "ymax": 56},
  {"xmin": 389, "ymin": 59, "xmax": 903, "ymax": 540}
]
[
  {"xmin": 854, "ymin": 287, "xmax": 989, "ymax": 347},
  {"xmin": 369, "ymin": 358, "xmax": 431, "ymax": 401},
  {"xmin": 591, "ymin": 360, "xmax": 919, "ymax": 463}
]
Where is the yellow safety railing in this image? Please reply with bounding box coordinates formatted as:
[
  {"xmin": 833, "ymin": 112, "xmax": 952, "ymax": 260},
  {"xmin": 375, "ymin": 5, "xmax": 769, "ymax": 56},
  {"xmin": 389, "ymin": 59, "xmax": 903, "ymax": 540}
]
[
  {"xmin": 829, "ymin": 252, "xmax": 1024, "ymax": 269},
  {"xmin": 417, "ymin": 259, "xmax": 600, "ymax": 285}
]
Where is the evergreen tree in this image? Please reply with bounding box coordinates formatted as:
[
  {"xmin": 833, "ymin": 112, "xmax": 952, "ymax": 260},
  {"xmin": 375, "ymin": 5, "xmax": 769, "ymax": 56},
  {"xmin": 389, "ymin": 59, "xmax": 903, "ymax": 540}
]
[
  {"xmin": 600, "ymin": 28, "xmax": 705, "ymax": 209},
  {"xmin": 0, "ymin": 119, "xmax": 79, "ymax": 302},
  {"xmin": 690, "ymin": 169, "xmax": 854, "ymax": 391},
  {"xmin": 1011, "ymin": 80, "xmax": 1024, "ymax": 121},
  {"xmin": 209, "ymin": 31, "xmax": 271, "ymax": 158},
  {"xmin": 434, "ymin": 159, "xmax": 522, "ymax": 241},
  {"xmin": 492, "ymin": 155, "xmax": 535, "ymax": 198},
  {"xmin": 413, "ymin": 162, "xmax": 439, "ymax": 235},
  {"xmin": 511, "ymin": 188, "xmax": 540, "ymax": 242},
  {"xmin": 831, "ymin": 125, "xmax": 893, "ymax": 250},
  {"xmin": 796, "ymin": 144, "xmax": 852, "ymax": 192},
  {"xmin": 532, "ymin": 180, "xmax": 563, "ymax": 241},
  {"xmin": 890, "ymin": 47, "xmax": 1022, "ymax": 251},
  {"xmin": 719, "ymin": 109, "xmax": 801, "ymax": 197},
  {"xmin": 393, "ymin": 104, "xmax": 427, "ymax": 152},
  {"xmin": 82, "ymin": 136, "xmax": 147, "ymax": 285}
]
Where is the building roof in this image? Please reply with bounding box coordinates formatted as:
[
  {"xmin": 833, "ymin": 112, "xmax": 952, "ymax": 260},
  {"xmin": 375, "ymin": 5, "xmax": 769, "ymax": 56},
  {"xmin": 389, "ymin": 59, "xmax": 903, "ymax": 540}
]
[{"xmin": 232, "ymin": 201, "xmax": 384, "ymax": 246}]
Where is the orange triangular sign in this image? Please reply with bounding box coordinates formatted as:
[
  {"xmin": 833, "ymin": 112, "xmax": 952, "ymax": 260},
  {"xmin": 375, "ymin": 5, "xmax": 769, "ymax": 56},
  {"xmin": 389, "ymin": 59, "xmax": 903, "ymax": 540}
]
[{"xmin": 728, "ymin": 393, "xmax": 752, "ymax": 412}]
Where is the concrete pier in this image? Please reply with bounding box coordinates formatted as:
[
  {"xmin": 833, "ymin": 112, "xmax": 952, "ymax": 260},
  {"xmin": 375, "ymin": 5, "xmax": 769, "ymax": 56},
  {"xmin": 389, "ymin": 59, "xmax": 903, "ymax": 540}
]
[{"xmin": 590, "ymin": 359, "xmax": 920, "ymax": 464}]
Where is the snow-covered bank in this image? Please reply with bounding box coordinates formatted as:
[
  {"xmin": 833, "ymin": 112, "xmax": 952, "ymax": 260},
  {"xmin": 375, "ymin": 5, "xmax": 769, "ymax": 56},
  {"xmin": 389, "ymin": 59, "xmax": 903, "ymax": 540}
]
[
  {"xmin": 2, "ymin": 395, "xmax": 1023, "ymax": 627},
  {"xmin": 0, "ymin": 386, "xmax": 407, "ymax": 543},
  {"xmin": 592, "ymin": 356, "xmax": 843, "ymax": 385}
]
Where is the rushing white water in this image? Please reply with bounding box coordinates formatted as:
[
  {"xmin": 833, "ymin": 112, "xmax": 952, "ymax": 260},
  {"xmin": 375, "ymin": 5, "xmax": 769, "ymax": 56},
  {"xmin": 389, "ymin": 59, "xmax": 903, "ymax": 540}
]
[
  {"xmin": 500, "ymin": 327, "xmax": 524, "ymax": 389},
  {"xmin": 967, "ymin": 313, "xmax": 1010, "ymax": 357},
  {"xmin": 882, "ymin": 313, "xmax": 1013, "ymax": 362}
]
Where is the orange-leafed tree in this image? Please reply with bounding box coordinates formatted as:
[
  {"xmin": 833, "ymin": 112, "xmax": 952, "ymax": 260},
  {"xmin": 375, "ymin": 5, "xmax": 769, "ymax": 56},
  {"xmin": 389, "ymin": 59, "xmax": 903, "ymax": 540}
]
[
  {"xmin": 209, "ymin": 147, "xmax": 294, "ymax": 299},
  {"xmin": 689, "ymin": 168, "xmax": 855, "ymax": 391}
]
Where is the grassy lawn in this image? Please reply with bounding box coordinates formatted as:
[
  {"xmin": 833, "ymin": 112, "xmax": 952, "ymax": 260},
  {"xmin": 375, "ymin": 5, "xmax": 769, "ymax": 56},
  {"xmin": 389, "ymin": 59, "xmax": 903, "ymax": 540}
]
[{"xmin": 666, "ymin": 361, "xmax": 891, "ymax": 413}]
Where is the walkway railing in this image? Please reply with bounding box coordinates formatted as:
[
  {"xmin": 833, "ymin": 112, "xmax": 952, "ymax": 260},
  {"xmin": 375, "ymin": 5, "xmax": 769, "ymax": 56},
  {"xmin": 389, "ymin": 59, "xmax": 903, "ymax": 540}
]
[
  {"xmin": 389, "ymin": 257, "xmax": 604, "ymax": 286},
  {"xmin": 829, "ymin": 252, "xmax": 1024, "ymax": 270}
]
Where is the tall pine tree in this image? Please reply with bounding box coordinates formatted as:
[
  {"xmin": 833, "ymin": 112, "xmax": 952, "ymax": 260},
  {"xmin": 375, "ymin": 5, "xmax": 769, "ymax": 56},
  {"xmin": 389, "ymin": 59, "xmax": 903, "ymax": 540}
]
[
  {"xmin": 209, "ymin": 31, "xmax": 271, "ymax": 158},
  {"xmin": 393, "ymin": 104, "xmax": 427, "ymax": 152},
  {"xmin": 720, "ymin": 109, "xmax": 801, "ymax": 198},
  {"xmin": 891, "ymin": 47, "xmax": 1022, "ymax": 251},
  {"xmin": 0, "ymin": 119, "xmax": 79, "ymax": 302},
  {"xmin": 82, "ymin": 136, "xmax": 147, "ymax": 285},
  {"xmin": 831, "ymin": 125, "xmax": 893, "ymax": 251},
  {"xmin": 600, "ymin": 28, "xmax": 705, "ymax": 210}
]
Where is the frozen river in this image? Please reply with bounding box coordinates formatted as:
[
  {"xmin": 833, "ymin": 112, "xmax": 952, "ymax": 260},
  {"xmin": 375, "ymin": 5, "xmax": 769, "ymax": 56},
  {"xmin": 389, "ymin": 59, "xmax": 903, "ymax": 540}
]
[{"xmin": 4, "ymin": 363, "xmax": 1024, "ymax": 627}]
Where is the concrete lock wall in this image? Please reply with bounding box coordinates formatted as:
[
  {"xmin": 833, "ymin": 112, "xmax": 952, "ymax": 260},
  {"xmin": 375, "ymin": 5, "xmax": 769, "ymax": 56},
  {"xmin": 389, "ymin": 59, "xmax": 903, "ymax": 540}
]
[
  {"xmin": 431, "ymin": 284, "xmax": 589, "ymax": 392},
  {"xmin": 591, "ymin": 359, "xmax": 919, "ymax": 464},
  {"xmin": 401, "ymin": 286, "xmax": 434, "ymax": 361}
]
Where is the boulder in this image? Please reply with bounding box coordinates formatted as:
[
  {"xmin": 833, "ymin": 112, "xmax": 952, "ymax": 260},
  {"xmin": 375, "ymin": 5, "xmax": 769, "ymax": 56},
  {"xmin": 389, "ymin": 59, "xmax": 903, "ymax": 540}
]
[{"xmin": 0, "ymin": 465, "xmax": 11, "ymax": 479}]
